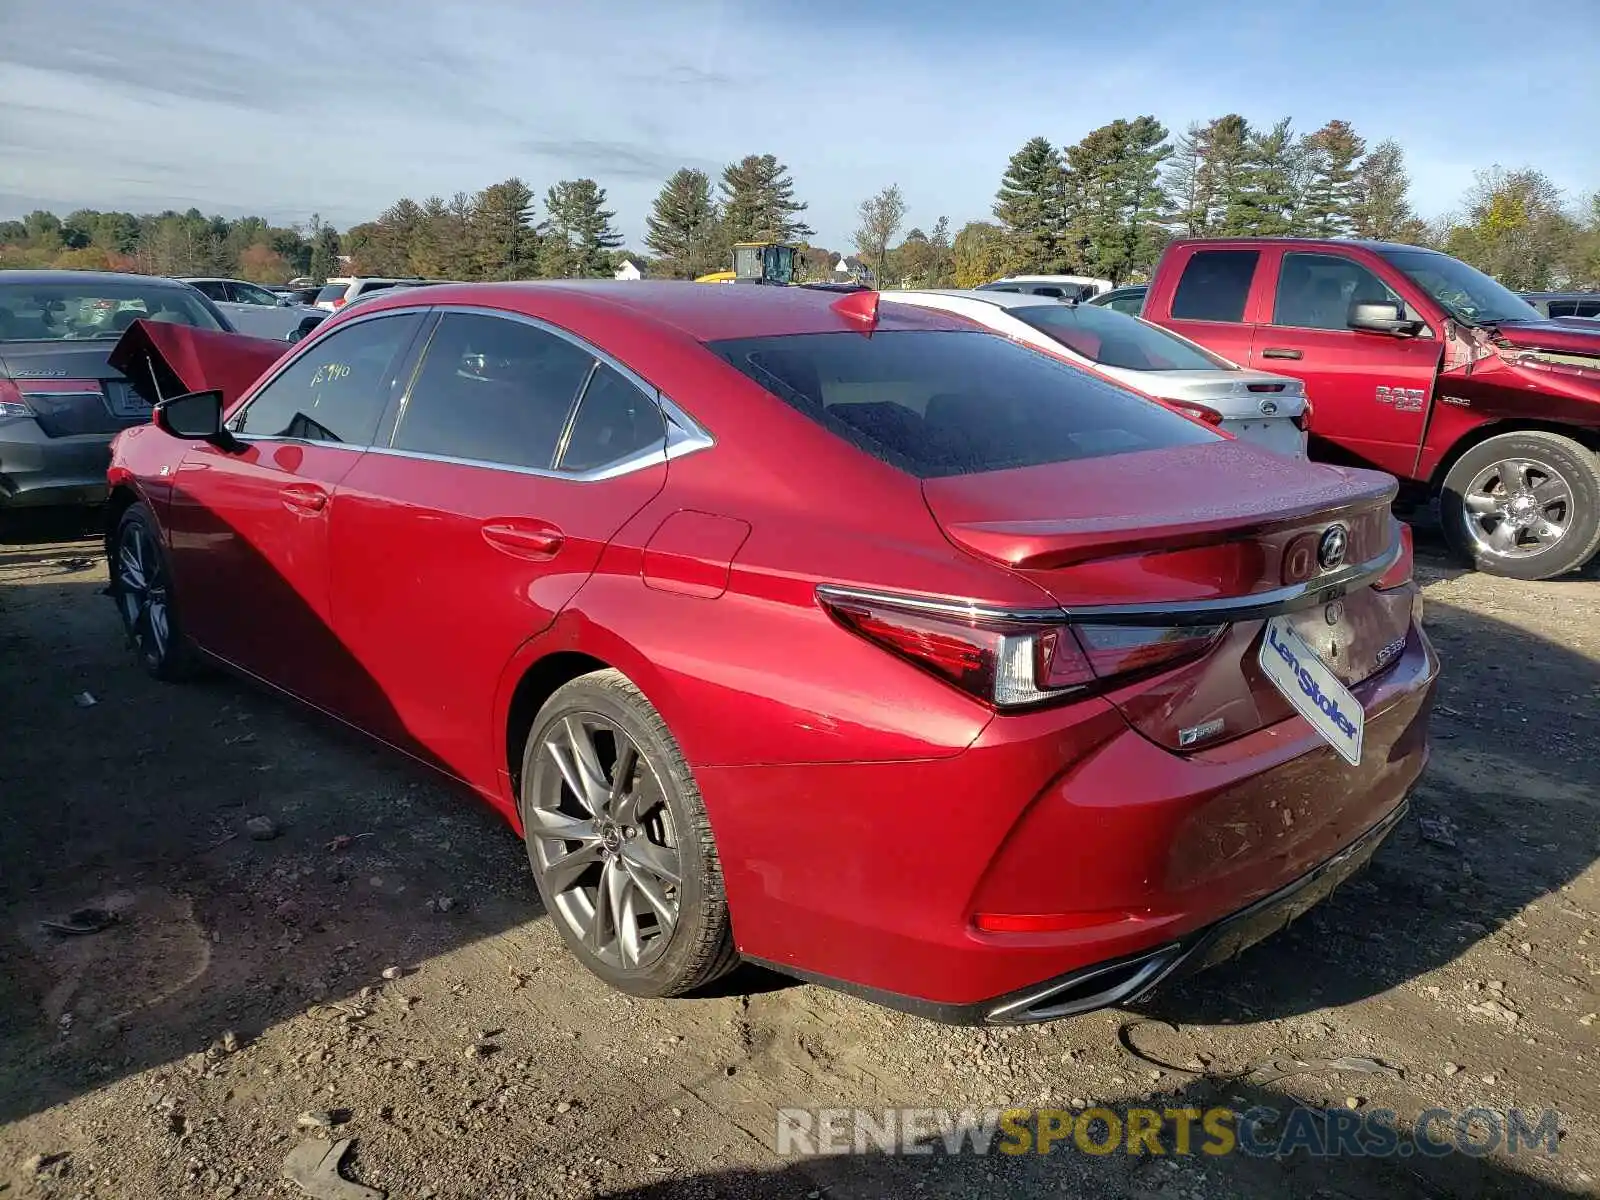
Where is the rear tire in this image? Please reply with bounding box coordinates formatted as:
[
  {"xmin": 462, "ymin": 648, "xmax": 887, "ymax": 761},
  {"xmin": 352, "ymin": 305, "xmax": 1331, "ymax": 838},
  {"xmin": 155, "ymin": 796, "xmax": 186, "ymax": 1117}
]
[
  {"xmin": 518, "ymin": 669, "xmax": 738, "ymax": 998},
  {"xmin": 1440, "ymin": 431, "xmax": 1600, "ymax": 580},
  {"xmin": 109, "ymin": 502, "xmax": 202, "ymax": 680}
]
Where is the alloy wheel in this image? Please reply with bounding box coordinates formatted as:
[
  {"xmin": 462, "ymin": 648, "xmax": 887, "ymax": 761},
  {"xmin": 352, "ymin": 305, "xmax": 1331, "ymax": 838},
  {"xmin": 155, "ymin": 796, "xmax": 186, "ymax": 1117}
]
[
  {"xmin": 526, "ymin": 712, "xmax": 682, "ymax": 971},
  {"xmin": 1459, "ymin": 456, "xmax": 1573, "ymax": 560},
  {"xmin": 116, "ymin": 521, "xmax": 170, "ymax": 665}
]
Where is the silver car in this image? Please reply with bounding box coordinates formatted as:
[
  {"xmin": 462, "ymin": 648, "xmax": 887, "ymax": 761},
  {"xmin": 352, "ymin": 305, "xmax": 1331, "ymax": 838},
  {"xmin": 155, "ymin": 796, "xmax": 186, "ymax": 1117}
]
[
  {"xmin": 180, "ymin": 277, "xmax": 309, "ymax": 339},
  {"xmin": 884, "ymin": 289, "xmax": 1310, "ymax": 457}
]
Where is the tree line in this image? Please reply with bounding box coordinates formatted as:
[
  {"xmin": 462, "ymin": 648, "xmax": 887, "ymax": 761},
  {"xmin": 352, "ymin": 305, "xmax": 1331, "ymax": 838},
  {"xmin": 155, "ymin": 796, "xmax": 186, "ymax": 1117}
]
[{"xmin": 3, "ymin": 119, "xmax": 1598, "ymax": 294}]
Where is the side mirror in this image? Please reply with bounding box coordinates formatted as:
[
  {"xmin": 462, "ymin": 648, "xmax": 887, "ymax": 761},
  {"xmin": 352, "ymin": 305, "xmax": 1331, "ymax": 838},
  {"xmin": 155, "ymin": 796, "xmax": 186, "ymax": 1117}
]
[
  {"xmin": 1349, "ymin": 300, "xmax": 1423, "ymax": 337},
  {"xmin": 154, "ymin": 389, "xmax": 241, "ymax": 452}
]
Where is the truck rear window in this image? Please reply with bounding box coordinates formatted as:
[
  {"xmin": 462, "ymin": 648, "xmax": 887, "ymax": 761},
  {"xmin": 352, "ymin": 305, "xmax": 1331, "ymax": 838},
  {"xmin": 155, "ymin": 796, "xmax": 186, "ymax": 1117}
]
[
  {"xmin": 708, "ymin": 330, "xmax": 1217, "ymax": 479},
  {"xmin": 1171, "ymin": 249, "xmax": 1259, "ymax": 323}
]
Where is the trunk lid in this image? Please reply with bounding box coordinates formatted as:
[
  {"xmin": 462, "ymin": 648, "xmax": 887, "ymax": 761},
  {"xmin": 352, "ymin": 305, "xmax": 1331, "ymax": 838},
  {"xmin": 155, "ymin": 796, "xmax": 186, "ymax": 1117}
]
[
  {"xmin": 921, "ymin": 440, "xmax": 1411, "ymax": 751},
  {"xmin": 0, "ymin": 341, "xmax": 151, "ymax": 437},
  {"xmin": 107, "ymin": 319, "xmax": 287, "ymax": 409}
]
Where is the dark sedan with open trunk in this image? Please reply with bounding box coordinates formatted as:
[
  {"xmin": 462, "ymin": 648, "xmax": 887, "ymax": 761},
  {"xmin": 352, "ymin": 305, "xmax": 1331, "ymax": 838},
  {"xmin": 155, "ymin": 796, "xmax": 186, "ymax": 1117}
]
[{"xmin": 0, "ymin": 270, "xmax": 238, "ymax": 513}]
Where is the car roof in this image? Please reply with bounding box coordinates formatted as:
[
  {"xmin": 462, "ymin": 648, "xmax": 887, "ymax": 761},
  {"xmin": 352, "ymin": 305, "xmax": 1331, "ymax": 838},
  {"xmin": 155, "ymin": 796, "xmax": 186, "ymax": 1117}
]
[
  {"xmin": 348, "ymin": 280, "xmax": 974, "ymax": 341},
  {"xmin": 1166, "ymin": 236, "xmax": 1435, "ymax": 255},
  {"xmin": 0, "ymin": 269, "xmax": 196, "ymax": 287}
]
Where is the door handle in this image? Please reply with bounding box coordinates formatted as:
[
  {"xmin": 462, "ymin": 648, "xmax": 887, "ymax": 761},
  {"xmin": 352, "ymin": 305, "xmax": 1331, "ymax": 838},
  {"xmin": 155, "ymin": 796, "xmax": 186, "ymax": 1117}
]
[
  {"xmin": 481, "ymin": 521, "xmax": 565, "ymax": 560},
  {"xmin": 280, "ymin": 483, "xmax": 329, "ymax": 514},
  {"xmin": 1261, "ymin": 347, "xmax": 1303, "ymax": 360}
]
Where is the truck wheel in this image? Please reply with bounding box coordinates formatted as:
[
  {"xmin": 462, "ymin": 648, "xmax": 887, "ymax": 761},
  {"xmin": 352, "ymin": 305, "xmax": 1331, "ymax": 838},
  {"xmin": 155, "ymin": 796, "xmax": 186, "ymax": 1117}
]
[{"xmin": 1440, "ymin": 431, "xmax": 1600, "ymax": 580}]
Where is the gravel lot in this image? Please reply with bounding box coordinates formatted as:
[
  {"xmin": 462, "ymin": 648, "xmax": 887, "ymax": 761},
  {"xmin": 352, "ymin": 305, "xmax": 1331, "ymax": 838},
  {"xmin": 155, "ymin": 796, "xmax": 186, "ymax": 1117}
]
[{"xmin": 0, "ymin": 511, "xmax": 1596, "ymax": 1199}]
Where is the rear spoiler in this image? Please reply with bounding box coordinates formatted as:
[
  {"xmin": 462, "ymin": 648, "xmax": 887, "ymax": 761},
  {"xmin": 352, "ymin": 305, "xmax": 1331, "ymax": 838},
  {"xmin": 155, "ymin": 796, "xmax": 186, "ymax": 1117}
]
[{"xmin": 108, "ymin": 319, "xmax": 287, "ymax": 409}]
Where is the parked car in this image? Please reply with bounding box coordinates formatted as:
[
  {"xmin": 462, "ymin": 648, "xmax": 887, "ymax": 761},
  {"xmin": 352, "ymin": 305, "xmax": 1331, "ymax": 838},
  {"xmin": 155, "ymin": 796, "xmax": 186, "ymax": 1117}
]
[
  {"xmin": 182, "ymin": 277, "xmax": 310, "ymax": 340},
  {"xmin": 104, "ymin": 281, "xmax": 1436, "ymax": 1023},
  {"xmin": 313, "ymin": 276, "xmax": 429, "ymax": 313},
  {"xmin": 1087, "ymin": 284, "xmax": 1148, "ymax": 315},
  {"xmin": 885, "ymin": 289, "xmax": 1309, "ymax": 457},
  {"xmin": 0, "ymin": 271, "xmax": 237, "ymax": 513},
  {"xmin": 1139, "ymin": 238, "xmax": 1600, "ymax": 580},
  {"xmin": 977, "ymin": 274, "xmax": 1113, "ymax": 302},
  {"xmin": 286, "ymin": 281, "xmax": 454, "ymax": 341},
  {"xmin": 1519, "ymin": 291, "xmax": 1600, "ymax": 321}
]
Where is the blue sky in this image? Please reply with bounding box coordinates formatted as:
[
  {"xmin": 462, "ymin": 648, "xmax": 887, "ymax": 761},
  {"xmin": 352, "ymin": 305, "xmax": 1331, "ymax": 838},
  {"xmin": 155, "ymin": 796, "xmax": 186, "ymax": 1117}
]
[{"xmin": 1, "ymin": 0, "xmax": 1596, "ymax": 251}]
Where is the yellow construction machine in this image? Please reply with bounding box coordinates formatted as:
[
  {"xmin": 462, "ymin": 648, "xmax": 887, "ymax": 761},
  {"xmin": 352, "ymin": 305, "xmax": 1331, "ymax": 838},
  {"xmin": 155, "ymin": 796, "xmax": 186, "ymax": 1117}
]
[{"xmin": 694, "ymin": 241, "xmax": 797, "ymax": 285}]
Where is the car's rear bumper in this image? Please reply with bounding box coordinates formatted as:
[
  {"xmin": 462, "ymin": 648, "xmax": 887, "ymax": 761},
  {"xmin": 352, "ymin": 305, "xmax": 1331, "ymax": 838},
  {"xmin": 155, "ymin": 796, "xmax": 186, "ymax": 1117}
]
[
  {"xmin": 701, "ymin": 620, "xmax": 1436, "ymax": 1020},
  {"xmin": 754, "ymin": 796, "xmax": 1407, "ymax": 1025},
  {"xmin": 0, "ymin": 423, "xmax": 111, "ymax": 508}
]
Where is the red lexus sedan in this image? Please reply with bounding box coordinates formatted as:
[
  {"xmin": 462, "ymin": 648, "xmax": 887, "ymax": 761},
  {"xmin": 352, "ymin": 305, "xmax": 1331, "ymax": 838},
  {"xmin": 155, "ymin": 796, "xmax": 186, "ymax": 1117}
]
[{"xmin": 104, "ymin": 282, "xmax": 1436, "ymax": 1024}]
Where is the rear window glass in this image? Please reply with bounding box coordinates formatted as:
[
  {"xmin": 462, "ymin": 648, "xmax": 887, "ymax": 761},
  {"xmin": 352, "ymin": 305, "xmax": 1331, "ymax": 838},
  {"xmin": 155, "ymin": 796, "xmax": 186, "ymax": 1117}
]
[
  {"xmin": 315, "ymin": 284, "xmax": 348, "ymax": 302},
  {"xmin": 707, "ymin": 330, "xmax": 1217, "ymax": 479},
  {"xmin": 1171, "ymin": 249, "xmax": 1259, "ymax": 322},
  {"xmin": 0, "ymin": 280, "xmax": 225, "ymax": 341},
  {"xmin": 1012, "ymin": 303, "xmax": 1230, "ymax": 371}
]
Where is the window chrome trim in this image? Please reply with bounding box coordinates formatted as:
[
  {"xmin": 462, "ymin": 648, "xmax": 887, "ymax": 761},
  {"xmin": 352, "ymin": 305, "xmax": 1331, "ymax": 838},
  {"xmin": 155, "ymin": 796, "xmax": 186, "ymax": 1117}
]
[
  {"xmin": 222, "ymin": 302, "xmax": 715, "ymax": 479},
  {"xmin": 814, "ymin": 540, "xmax": 1403, "ymax": 628}
]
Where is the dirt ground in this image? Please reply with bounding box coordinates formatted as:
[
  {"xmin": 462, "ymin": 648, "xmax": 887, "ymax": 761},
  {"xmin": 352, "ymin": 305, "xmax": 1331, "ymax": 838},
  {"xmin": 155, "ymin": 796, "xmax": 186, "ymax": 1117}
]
[{"xmin": 0, "ymin": 510, "xmax": 1596, "ymax": 1200}]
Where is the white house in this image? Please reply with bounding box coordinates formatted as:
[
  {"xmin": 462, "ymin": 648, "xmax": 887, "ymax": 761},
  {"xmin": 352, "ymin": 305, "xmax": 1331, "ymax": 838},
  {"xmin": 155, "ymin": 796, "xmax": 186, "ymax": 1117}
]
[
  {"xmin": 834, "ymin": 254, "xmax": 870, "ymax": 285},
  {"xmin": 613, "ymin": 258, "xmax": 644, "ymax": 281}
]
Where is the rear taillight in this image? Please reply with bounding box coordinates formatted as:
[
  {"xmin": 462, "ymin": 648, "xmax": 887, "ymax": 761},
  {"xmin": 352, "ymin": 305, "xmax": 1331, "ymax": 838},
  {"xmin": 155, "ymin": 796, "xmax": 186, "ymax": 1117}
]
[
  {"xmin": 1166, "ymin": 400, "xmax": 1224, "ymax": 427},
  {"xmin": 331, "ymin": 297, "xmax": 347, "ymax": 309},
  {"xmin": 3, "ymin": 378, "xmax": 105, "ymax": 420},
  {"xmin": 817, "ymin": 589, "xmax": 1224, "ymax": 709},
  {"xmin": 0, "ymin": 378, "xmax": 30, "ymax": 419},
  {"xmin": 1375, "ymin": 522, "xmax": 1413, "ymax": 590},
  {"xmin": 1293, "ymin": 398, "xmax": 1314, "ymax": 432}
]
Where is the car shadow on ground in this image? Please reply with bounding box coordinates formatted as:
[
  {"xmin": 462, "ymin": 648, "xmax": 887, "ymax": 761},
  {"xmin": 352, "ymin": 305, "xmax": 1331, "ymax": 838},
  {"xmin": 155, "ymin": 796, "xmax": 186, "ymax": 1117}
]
[
  {"xmin": 592, "ymin": 1068, "xmax": 1582, "ymax": 1199},
  {"xmin": 0, "ymin": 505, "xmax": 543, "ymax": 1127}
]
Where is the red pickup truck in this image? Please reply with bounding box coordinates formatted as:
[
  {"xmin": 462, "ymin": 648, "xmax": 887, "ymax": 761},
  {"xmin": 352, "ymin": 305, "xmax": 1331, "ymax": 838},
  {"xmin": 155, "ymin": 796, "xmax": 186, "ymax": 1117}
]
[{"xmin": 1142, "ymin": 238, "xmax": 1600, "ymax": 580}]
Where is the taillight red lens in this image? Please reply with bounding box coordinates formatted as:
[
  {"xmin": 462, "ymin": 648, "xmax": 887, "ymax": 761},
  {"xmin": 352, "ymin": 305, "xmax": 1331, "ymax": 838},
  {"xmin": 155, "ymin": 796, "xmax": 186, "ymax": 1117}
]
[
  {"xmin": 1375, "ymin": 522, "xmax": 1414, "ymax": 590},
  {"xmin": 0, "ymin": 378, "xmax": 30, "ymax": 418},
  {"xmin": 1167, "ymin": 400, "xmax": 1224, "ymax": 427},
  {"xmin": 818, "ymin": 590, "xmax": 1223, "ymax": 709}
]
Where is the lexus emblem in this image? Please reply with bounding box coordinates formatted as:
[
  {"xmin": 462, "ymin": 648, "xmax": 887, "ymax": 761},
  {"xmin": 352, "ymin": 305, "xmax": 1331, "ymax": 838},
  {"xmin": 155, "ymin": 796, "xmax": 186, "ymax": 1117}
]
[
  {"xmin": 1318, "ymin": 524, "xmax": 1349, "ymax": 570},
  {"xmin": 1259, "ymin": 399, "xmax": 1279, "ymax": 416}
]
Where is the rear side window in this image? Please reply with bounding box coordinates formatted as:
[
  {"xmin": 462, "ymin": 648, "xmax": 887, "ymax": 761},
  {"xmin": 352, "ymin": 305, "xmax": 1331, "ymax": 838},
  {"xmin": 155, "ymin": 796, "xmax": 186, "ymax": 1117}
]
[
  {"xmin": 558, "ymin": 363, "xmax": 665, "ymax": 472},
  {"xmin": 1548, "ymin": 301, "xmax": 1578, "ymax": 317},
  {"xmin": 1171, "ymin": 250, "xmax": 1259, "ymax": 322},
  {"xmin": 1012, "ymin": 303, "xmax": 1229, "ymax": 371},
  {"xmin": 708, "ymin": 330, "xmax": 1216, "ymax": 479},
  {"xmin": 393, "ymin": 312, "xmax": 593, "ymax": 469},
  {"xmin": 233, "ymin": 313, "xmax": 423, "ymax": 443},
  {"xmin": 1577, "ymin": 301, "xmax": 1600, "ymax": 318}
]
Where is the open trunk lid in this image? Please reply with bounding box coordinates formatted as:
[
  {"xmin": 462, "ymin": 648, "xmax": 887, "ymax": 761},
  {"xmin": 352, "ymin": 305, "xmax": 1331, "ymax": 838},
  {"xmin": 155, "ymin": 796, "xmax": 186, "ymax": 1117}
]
[
  {"xmin": 921, "ymin": 440, "xmax": 1412, "ymax": 751},
  {"xmin": 107, "ymin": 319, "xmax": 287, "ymax": 410}
]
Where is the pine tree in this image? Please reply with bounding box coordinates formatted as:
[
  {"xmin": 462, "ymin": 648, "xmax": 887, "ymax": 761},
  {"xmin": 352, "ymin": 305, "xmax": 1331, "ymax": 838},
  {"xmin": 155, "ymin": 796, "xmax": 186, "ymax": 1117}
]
[
  {"xmin": 308, "ymin": 222, "xmax": 340, "ymax": 283},
  {"xmin": 1164, "ymin": 123, "xmax": 1213, "ymax": 237},
  {"xmin": 1351, "ymin": 139, "xmax": 1427, "ymax": 243},
  {"xmin": 539, "ymin": 179, "xmax": 623, "ymax": 278},
  {"xmin": 1300, "ymin": 120, "xmax": 1367, "ymax": 237},
  {"xmin": 719, "ymin": 154, "xmax": 813, "ymax": 243},
  {"xmin": 1062, "ymin": 117, "xmax": 1172, "ymax": 283},
  {"xmin": 1199, "ymin": 115, "xmax": 1252, "ymax": 234},
  {"xmin": 1231, "ymin": 119, "xmax": 1301, "ymax": 236},
  {"xmin": 645, "ymin": 168, "xmax": 724, "ymax": 279},
  {"xmin": 468, "ymin": 178, "xmax": 538, "ymax": 279},
  {"xmin": 993, "ymin": 136, "xmax": 1068, "ymax": 272}
]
